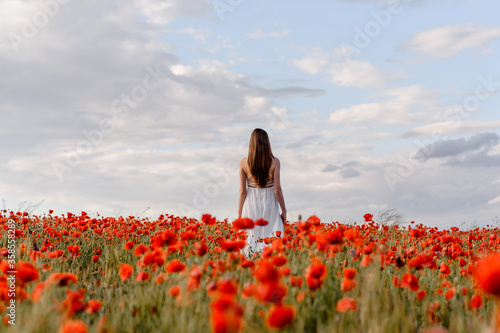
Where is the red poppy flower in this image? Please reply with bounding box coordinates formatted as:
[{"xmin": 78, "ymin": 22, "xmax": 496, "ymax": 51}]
[
  {"xmin": 210, "ymin": 295, "xmax": 243, "ymax": 333},
  {"xmin": 363, "ymin": 214, "xmax": 373, "ymax": 222},
  {"xmin": 220, "ymin": 240, "xmax": 246, "ymax": 253},
  {"xmin": 343, "ymin": 268, "xmax": 357, "ymax": 280},
  {"xmin": 290, "ymin": 276, "xmax": 303, "ymax": 288},
  {"xmin": 400, "ymin": 273, "xmax": 419, "ymax": 292},
  {"xmin": 336, "ymin": 296, "xmax": 357, "ymax": 312},
  {"xmin": 156, "ymin": 273, "xmax": 165, "ymax": 284},
  {"xmin": 215, "ymin": 279, "xmax": 239, "ymax": 296},
  {"xmin": 135, "ymin": 271, "xmax": 150, "ymax": 281},
  {"xmin": 341, "ymin": 278, "xmax": 357, "ymax": 292},
  {"xmin": 317, "ymin": 229, "xmax": 343, "ymax": 247},
  {"xmin": 471, "ymin": 253, "xmax": 500, "ymax": 296},
  {"xmin": 119, "ymin": 263, "xmax": 133, "ymax": 281},
  {"xmin": 417, "ymin": 290, "xmax": 427, "ymax": 301},
  {"xmin": 307, "ymin": 215, "xmax": 321, "ymax": 225},
  {"xmin": 233, "ymin": 218, "xmax": 254, "ymax": 230},
  {"xmin": 439, "ymin": 263, "xmax": 451, "ymax": 276},
  {"xmin": 305, "ymin": 261, "xmax": 327, "ymax": 291},
  {"xmin": 272, "ymin": 256, "xmax": 287, "ymax": 267},
  {"xmin": 47, "ymin": 250, "xmax": 64, "ymax": 258},
  {"xmin": 254, "ymin": 283, "xmax": 288, "ymax": 304},
  {"xmin": 241, "ymin": 260, "xmax": 255, "ymax": 269},
  {"xmin": 31, "ymin": 281, "xmax": 47, "ymax": 302},
  {"xmin": 86, "ymin": 300, "xmax": 102, "ymax": 314},
  {"xmin": 408, "ymin": 254, "xmax": 437, "ymax": 270},
  {"xmin": 459, "ymin": 258, "xmax": 467, "ymax": 267},
  {"xmin": 344, "ymin": 229, "xmax": 364, "ymax": 247},
  {"xmin": 194, "ymin": 242, "xmax": 208, "ymax": 256},
  {"xmin": 169, "ymin": 285, "xmax": 181, "ymax": 297},
  {"xmin": 180, "ymin": 230, "xmax": 196, "ymax": 241},
  {"xmin": 306, "ymin": 262, "xmax": 327, "ymax": 280},
  {"xmin": 48, "ymin": 273, "xmax": 78, "ymax": 286},
  {"xmin": 16, "ymin": 261, "xmax": 40, "ymax": 285},
  {"xmin": 255, "ymin": 218, "xmax": 269, "ymax": 226},
  {"xmin": 361, "ymin": 255, "xmax": 374, "ymax": 267},
  {"xmin": 265, "ymin": 304, "xmax": 296, "ymax": 330},
  {"xmin": 133, "ymin": 244, "xmax": 149, "ymax": 257},
  {"xmin": 201, "ymin": 214, "xmax": 216, "ymax": 226},
  {"xmin": 61, "ymin": 288, "xmax": 86, "ymax": 316},
  {"xmin": 166, "ymin": 259, "xmax": 186, "ymax": 273},
  {"xmin": 58, "ymin": 320, "xmax": 88, "ymax": 333},
  {"xmin": 469, "ymin": 294, "xmax": 483, "ymax": 309},
  {"xmin": 242, "ymin": 282, "xmax": 256, "ymax": 299},
  {"xmin": 254, "ymin": 261, "xmax": 280, "ymax": 284},
  {"xmin": 445, "ymin": 288, "xmax": 455, "ymax": 300},
  {"xmin": 151, "ymin": 231, "xmax": 177, "ymax": 248}
]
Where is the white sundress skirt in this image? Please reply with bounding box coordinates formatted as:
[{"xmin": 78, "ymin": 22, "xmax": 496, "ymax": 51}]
[{"xmin": 241, "ymin": 186, "xmax": 284, "ymax": 255}]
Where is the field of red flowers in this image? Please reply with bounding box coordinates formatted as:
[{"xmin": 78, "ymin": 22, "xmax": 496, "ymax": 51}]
[{"xmin": 1, "ymin": 210, "xmax": 500, "ymax": 333}]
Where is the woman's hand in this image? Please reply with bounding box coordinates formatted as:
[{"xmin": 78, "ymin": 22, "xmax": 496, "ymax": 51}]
[{"xmin": 280, "ymin": 211, "xmax": 287, "ymax": 223}]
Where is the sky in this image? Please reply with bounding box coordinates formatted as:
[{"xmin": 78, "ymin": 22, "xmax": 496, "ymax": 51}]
[{"xmin": 1, "ymin": 0, "xmax": 499, "ymax": 229}]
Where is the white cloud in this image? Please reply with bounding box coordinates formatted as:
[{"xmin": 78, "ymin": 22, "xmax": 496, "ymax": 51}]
[
  {"xmin": 291, "ymin": 47, "xmax": 388, "ymax": 88},
  {"xmin": 290, "ymin": 47, "xmax": 330, "ymax": 74},
  {"xmin": 329, "ymin": 85, "xmax": 442, "ymax": 124},
  {"xmin": 132, "ymin": 0, "xmax": 211, "ymax": 25},
  {"xmin": 170, "ymin": 64, "xmax": 193, "ymax": 76},
  {"xmin": 488, "ymin": 196, "xmax": 500, "ymax": 205},
  {"xmin": 402, "ymin": 119, "xmax": 500, "ymax": 138},
  {"xmin": 200, "ymin": 36, "xmax": 241, "ymax": 54},
  {"xmin": 246, "ymin": 28, "xmax": 292, "ymax": 39},
  {"xmin": 332, "ymin": 46, "xmax": 359, "ymax": 60},
  {"xmin": 401, "ymin": 23, "xmax": 500, "ymax": 60},
  {"xmin": 175, "ymin": 27, "xmax": 212, "ymax": 42},
  {"xmin": 328, "ymin": 60, "xmax": 385, "ymax": 89}
]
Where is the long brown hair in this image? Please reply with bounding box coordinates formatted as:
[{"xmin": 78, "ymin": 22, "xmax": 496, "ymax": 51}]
[{"xmin": 248, "ymin": 128, "xmax": 274, "ymax": 188}]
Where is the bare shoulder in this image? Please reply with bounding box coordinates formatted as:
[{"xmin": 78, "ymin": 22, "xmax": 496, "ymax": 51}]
[
  {"xmin": 240, "ymin": 157, "xmax": 248, "ymax": 172},
  {"xmin": 271, "ymin": 157, "xmax": 280, "ymax": 175}
]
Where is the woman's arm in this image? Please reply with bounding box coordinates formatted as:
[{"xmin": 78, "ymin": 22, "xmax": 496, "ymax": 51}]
[
  {"xmin": 237, "ymin": 158, "xmax": 247, "ymax": 219},
  {"xmin": 273, "ymin": 158, "xmax": 287, "ymax": 223}
]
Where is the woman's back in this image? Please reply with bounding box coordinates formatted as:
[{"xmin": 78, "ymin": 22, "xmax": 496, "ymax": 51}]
[{"xmin": 242, "ymin": 157, "xmax": 275, "ymax": 189}]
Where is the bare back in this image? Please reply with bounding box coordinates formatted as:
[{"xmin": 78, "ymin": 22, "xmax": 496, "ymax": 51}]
[{"xmin": 242, "ymin": 157, "xmax": 276, "ymax": 188}]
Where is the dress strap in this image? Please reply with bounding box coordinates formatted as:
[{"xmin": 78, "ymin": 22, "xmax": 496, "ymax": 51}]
[
  {"xmin": 247, "ymin": 172, "xmax": 272, "ymax": 179},
  {"xmin": 246, "ymin": 170, "xmax": 274, "ymax": 188}
]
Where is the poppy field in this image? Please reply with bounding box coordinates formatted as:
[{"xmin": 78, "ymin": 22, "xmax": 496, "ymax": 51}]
[{"xmin": 1, "ymin": 210, "xmax": 500, "ymax": 333}]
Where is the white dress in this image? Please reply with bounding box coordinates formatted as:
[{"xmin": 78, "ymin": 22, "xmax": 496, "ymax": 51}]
[{"xmin": 241, "ymin": 172, "xmax": 284, "ymax": 255}]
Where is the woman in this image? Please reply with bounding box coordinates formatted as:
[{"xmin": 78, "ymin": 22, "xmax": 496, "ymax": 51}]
[{"xmin": 238, "ymin": 128, "xmax": 287, "ymax": 254}]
